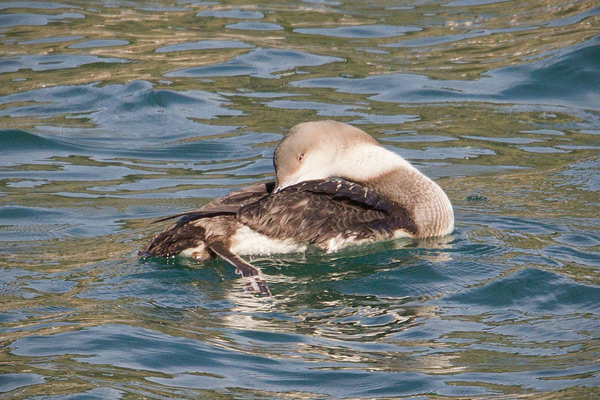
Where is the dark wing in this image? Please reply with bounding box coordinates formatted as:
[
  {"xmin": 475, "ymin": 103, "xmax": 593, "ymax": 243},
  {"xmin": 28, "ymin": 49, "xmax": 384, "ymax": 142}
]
[
  {"xmin": 153, "ymin": 181, "xmax": 275, "ymax": 223},
  {"xmin": 140, "ymin": 182, "xmax": 277, "ymax": 295},
  {"xmin": 139, "ymin": 216, "xmax": 207, "ymax": 257},
  {"xmin": 237, "ymin": 179, "xmax": 417, "ymax": 247},
  {"xmin": 140, "ymin": 182, "xmax": 274, "ymax": 257}
]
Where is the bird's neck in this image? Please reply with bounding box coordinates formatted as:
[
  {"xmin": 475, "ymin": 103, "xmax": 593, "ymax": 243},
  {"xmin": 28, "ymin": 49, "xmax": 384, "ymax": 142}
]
[{"xmin": 340, "ymin": 144, "xmax": 454, "ymax": 238}]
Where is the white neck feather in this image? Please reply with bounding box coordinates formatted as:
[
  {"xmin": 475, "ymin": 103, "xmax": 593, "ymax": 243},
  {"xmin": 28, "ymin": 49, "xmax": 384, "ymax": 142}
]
[{"xmin": 340, "ymin": 144, "xmax": 415, "ymax": 181}]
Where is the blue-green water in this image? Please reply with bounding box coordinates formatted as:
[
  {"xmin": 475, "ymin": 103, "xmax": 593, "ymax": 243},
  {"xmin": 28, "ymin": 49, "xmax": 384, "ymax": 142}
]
[{"xmin": 1, "ymin": 1, "xmax": 599, "ymax": 398}]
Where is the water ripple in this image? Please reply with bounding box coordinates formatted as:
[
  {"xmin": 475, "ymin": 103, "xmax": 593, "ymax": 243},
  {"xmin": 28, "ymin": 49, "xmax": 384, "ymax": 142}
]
[
  {"xmin": 0, "ymin": 12, "xmax": 84, "ymax": 28},
  {"xmin": 294, "ymin": 36, "xmax": 600, "ymax": 110},
  {"xmin": 1, "ymin": 1, "xmax": 599, "ymax": 398},
  {"xmin": 0, "ymin": 54, "xmax": 127, "ymax": 74},
  {"xmin": 448, "ymin": 267, "xmax": 600, "ymax": 312},
  {"xmin": 295, "ymin": 24, "xmax": 421, "ymax": 38},
  {"xmin": 166, "ymin": 48, "xmax": 343, "ymax": 79},
  {"xmin": 0, "ymin": 81, "xmax": 240, "ymax": 145},
  {"xmin": 155, "ymin": 40, "xmax": 254, "ymax": 53},
  {"xmin": 196, "ymin": 10, "xmax": 264, "ymax": 19}
]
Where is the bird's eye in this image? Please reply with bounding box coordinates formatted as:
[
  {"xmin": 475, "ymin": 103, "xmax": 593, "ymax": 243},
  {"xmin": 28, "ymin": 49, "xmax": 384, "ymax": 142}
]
[{"xmin": 298, "ymin": 153, "xmax": 304, "ymax": 162}]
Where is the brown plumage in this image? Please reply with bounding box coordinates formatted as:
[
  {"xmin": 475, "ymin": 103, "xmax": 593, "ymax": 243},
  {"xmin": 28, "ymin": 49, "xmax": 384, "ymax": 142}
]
[
  {"xmin": 140, "ymin": 182, "xmax": 273, "ymax": 258},
  {"xmin": 140, "ymin": 120, "xmax": 454, "ymax": 294},
  {"xmin": 238, "ymin": 179, "xmax": 417, "ymax": 247},
  {"xmin": 140, "ymin": 179, "xmax": 417, "ymax": 257}
]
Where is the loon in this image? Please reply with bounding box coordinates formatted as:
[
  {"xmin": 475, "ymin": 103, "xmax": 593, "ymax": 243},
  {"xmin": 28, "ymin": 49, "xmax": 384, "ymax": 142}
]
[{"xmin": 140, "ymin": 120, "xmax": 454, "ymax": 292}]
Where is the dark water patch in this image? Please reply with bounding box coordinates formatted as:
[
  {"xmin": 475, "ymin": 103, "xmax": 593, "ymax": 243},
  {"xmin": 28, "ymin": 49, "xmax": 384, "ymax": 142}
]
[
  {"xmin": 35, "ymin": 124, "xmax": 239, "ymax": 154},
  {"xmin": 89, "ymin": 177, "xmax": 210, "ymax": 193},
  {"xmin": 357, "ymin": 47, "xmax": 390, "ymax": 54},
  {"xmin": 78, "ymin": 261, "xmax": 223, "ymax": 307},
  {"xmin": 0, "ymin": 267, "xmax": 41, "ymax": 301},
  {"xmin": 462, "ymin": 135, "xmax": 543, "ymax": 144},
  {"xmin": 555, "ymin": 158, "xmax": 600, "ymax": 192},
  {"xmin": 547, "ymin": 5, "xmax": 600, "ymax": 27},
  {"xmin": 0, "ymin": 205, "xmax": 124, "ymax": 240},
  {"xmin": 10, "ymin": 324, "xmax": 246, "ymax": 373},
  {"xmin": 20, "ymin": 35, "xmax": 84, "ymax": 44},
  {"xmin": 0, "ymin": 81, "xmax": 240, "ymax": 146},
  {"xmin": 226, "ymin": 22, "xmax": 284, "ymax": 31},
  {"xmin": 557, "ymin": 144, "xmax": 600, "ymax": 151},
  {"xmin": 514, "ymin": 35, "xmax": 600, "ymax": 103},
  {"xmin": 8, "ymin": 324, "xmax": 449, "ymax": 397},
  {"xmin": 336, "ymin": 261, "xmax": 455, "ymax": 299},
  {"xmin": 87, "ymin": 159, "xmax": 272, "ymax": 196},
  {"xmin": 0, "ymin": 2, "xmax": 77, "ymax": 10},
  {"xmin": 519, "ymin": 146, "xmax": 569, "ymax": 154},
  {"xmin": 460, "ymin": 213, "xmax": 562, "ymax": 236},
  {"xmin": 68, "ymin": 39, "xmax": 129, "ymax": 48},
  {"xmin": 435, "ymin": 303, "xmax": 596, "ymax": 348},
  {"xmin": 295, "ymin": 36, "xmax": 600, "ymax": 111},
  {"xmin": 541, "ymin": 245, "xmax": 600, "ymax": 268},
  {"xmin": 331, "ymin": 243, "xmax": 511, "ymax": 300},
  {"xmin": 1, "ymin": 1, "xmax": 599, "ymax": 398},
  {"xmin": 521, "ymin": 129, "xmax": 565, "ymax": 136},
  {"xmin": 303, "ymin": 0, "xmax": 342, "ymax": 5},
  {"xmin": 556, "ymin": 232, "xmax": 600, "ymax": 248},
  {"xmin": 0, "ymin": 129, "xmax": 77, "ymax": 152},
  {"xmin": 295, "ymin": 25, "xmax": 421, "ymax": 38},
  {"xmin": 0, "ymin": 205, "xmax": 64, "ymax": 221},
  {"xmin": 155, "ymin": 40, "xmax": 253, "ymax": 53},
  {"xmin": 265, "ymin": 98, "xmax": 420, "ymax": 124},
  {"xmin": 196, "ymin": 10, "xmax": 264, "ymax": 19},
  {"xmin": 400, "ymin": 161, "xmax": 517, "ymax": 179},
  {"xmin": 443, "ymin": 0, "xmax": 512, "ymax": 6},
  {"xmin": 0, "ymin": 302, "xmax": 76, "ymax": 323},
  {"xmin": 81, "ymin": 186, "xmax": 229, "ymax": 201},
  {"xmin": 0, "ymin": 54, "xmax": 127, "ymax": 74},
  {"xmin": 0, "ymin": 12, "xmax": 84, "ymax": 29},
  {"xmin": 223, "ymin": 91, "xmax": 303, "ymax": 98},
  {"xmin": 26, "ymin": 276, "xmax": 78, "ymax": 294},
  {"xmin": 438, "ymin": 368, "xmax": 600, "ymax": 394},
  {"xmin": 506, "ymin": 254, "xmax": 563, "ymax": 269},
  {"xmin": 465, "ymin": 193, "xmax": 488, "ymax": 201},
  {"xmin": 352, "ymin": 113, "xmax": 421, "ymax": 125},
  {"xmin": 481, "ymin": 316, "xmax": 595, "ymax": 349},
  {"xmin": 448, "ymin": 268, "xmax": 600, "ymax": 312},
  {"xmin": 266, "ymin": 99, "xmax": 361, "ymax": 117},
  {"xmin": 381, "ymin": 134, "xmax": 457, "ymax": 143},
  {"xmin": 1, "ymin": 160, "xmax": 154, "ymax": 182},
  {"xmin": 0, "ymin": 373, "xmax": 45, "ymax": 393},
  {"xmin": 137, "ymin": 5, "xmax": 190, "ymax": 12},
  {"xmin": 134, "ymin": 133, "xmax": 276, "ymax": 162},
  {"xmin": 383, "ymin": 26, "xmax": 536, "ymax": 48},
  {"xmin": 285, "ymin": 303, "xmax": 413, "ymax": 342},
  {"xmin": 166, "ymin": 48, "xmax": 343, "ymax": 79},
  {"xmin": 249, "ymin": 237, "xmax": 505, "ymax": 301},
  {"xmin": 397, "ymin": 146, "xmax": 495, "ymax": 161}
]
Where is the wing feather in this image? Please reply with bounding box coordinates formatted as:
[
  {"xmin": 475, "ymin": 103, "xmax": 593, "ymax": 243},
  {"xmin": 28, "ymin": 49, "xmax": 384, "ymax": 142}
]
[
  {"xmin": 238, "ymin": 179, "xmax": 417, "ymax": 247},
  {"xmin": 152, "ymin": 182, "xmax": 274, "ymax": 223}
]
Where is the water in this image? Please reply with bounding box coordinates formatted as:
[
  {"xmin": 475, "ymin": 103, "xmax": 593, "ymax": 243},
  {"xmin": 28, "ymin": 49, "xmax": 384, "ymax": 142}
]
[{"xmin": 1, "ymin": 0, "xmax": 599, "ymax": 398}]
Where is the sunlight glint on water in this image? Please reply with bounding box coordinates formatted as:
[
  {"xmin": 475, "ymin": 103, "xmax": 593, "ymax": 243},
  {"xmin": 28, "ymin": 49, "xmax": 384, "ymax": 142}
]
[{"xmin": 0, "ymin": 0, "xmax": 599, "ymax": 398}]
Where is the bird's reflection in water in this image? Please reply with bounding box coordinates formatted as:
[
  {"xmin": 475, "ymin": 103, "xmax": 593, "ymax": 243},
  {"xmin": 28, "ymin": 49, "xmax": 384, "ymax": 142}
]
[{"xmin": 213, "ymin": 236, "xmax": 456, "ymax": 339}]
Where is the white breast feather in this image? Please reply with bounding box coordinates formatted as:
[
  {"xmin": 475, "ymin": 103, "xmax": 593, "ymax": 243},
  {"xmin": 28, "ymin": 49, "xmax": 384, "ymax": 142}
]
[{"xmin": 229, "ymin": 225, "xmax": 307, "ymax": 255}]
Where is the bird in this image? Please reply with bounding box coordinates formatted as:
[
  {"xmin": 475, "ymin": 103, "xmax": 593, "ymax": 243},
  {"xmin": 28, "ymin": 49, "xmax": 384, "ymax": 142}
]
[{"xmin": 140, "ymin": 120, "xmax": 454, "ymax": 293}]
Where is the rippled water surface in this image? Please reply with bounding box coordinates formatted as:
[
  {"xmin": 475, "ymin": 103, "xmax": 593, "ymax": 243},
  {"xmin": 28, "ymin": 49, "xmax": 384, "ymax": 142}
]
[{"xmin": 1, "ymin": 0, "xmax": 599, "ymax": 398}]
